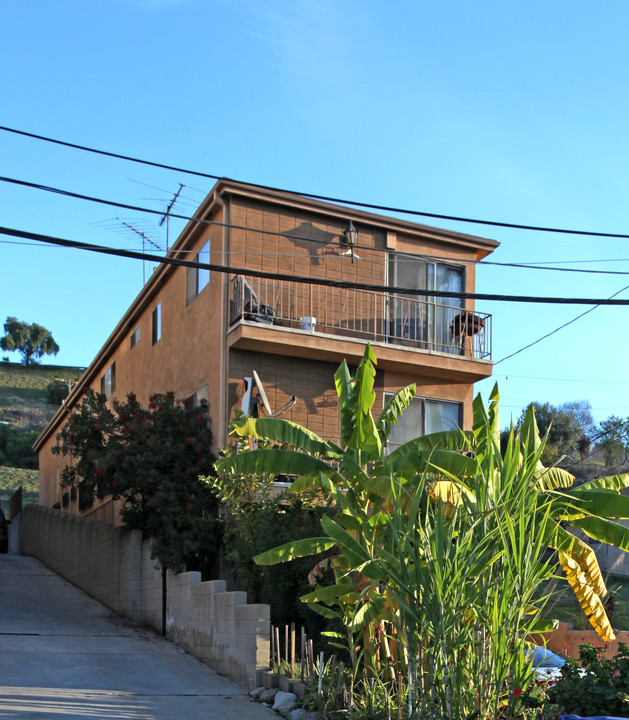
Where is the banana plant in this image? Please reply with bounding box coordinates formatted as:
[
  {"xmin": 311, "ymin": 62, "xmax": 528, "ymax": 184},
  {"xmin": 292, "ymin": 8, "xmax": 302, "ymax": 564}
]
[{"xmin": 423, "ymin": 386, "xmax": 629, "ymax": 642}]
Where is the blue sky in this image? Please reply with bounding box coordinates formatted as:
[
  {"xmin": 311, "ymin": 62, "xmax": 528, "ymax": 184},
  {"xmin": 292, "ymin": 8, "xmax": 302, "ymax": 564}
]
[{"xmin": 1, "ymin": 0, "xmax": 628, "ymax": 427}]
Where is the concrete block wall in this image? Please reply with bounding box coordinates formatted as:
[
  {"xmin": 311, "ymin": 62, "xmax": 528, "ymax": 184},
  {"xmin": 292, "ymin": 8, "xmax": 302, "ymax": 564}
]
[{"xmin": 20, "ymin": 504, "xmax": 270, "ymax": 689}]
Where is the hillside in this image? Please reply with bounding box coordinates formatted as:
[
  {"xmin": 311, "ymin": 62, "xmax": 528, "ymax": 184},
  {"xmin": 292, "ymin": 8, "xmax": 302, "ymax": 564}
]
[{"xmin": 0, "ymin": 361, "xmax": 84, "ymax": 511}]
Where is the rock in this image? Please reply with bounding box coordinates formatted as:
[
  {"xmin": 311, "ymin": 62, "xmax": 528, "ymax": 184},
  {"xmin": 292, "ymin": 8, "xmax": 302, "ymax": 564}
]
[
  {"xmin": 272, "ymin": 690, "xmax": 298, "ymax": 714},
  {"xmin": 287, "ymin": 709, "xmax": 306, "ymax": 720},
  {"xmin": 259, "ymin": 688, "xmax": 279, "ymax": 704},
  {"xmin": 249, "ymin": 686, "xmax": 266, "ymax": 700}
]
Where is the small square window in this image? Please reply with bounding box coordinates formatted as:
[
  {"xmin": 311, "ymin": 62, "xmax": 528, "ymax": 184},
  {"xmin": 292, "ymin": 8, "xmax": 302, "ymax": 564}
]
[
  {"xmin": 130, "ymin": 326, "xmax": 140, "ymax": 349},
  {"xmin": 152, "ymin": 303, "xmax": 161, "ymax": 345}
]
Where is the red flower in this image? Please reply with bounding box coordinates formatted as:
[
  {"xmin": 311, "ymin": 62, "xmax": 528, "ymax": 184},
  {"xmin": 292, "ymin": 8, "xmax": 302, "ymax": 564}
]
[
  {"xmin": 513, "ymin": 689, "xmax": 522, "ymax": 697},
  {"xmin": 95, "ymin": 467, "xmax": 106, "ymax": 476}
]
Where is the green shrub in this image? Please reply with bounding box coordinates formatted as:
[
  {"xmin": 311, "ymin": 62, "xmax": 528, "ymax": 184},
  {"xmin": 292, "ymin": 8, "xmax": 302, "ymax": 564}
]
[{"xmin": 549, "ymin": 641, "xmax": 629, "ymax": 715}]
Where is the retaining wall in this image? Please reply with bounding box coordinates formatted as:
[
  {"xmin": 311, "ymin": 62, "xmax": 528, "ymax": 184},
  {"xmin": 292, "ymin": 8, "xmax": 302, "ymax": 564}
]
[{"xmin": 20, "ymin": 504, "xmax": 270, "ymax": 689}]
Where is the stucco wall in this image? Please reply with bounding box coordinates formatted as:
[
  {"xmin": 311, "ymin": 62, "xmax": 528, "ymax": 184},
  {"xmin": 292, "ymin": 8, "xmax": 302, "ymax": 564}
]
[{"xmin": 20, "ymin": 504, "xmax": 269, "ymax": 689}]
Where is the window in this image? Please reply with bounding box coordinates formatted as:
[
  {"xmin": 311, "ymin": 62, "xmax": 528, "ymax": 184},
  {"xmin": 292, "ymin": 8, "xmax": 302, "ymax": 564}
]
[
  {"xmin": 100, "ymin": 362, "xmax": 116, "ymax": 399},
  {"xmin": 130, "ymin": 325, "xmax": 140, "ymax": 349},
  {"xmin": 388, "ymin": 254, "xmax": 464, "ymax": 353},
  {"xmin": 186, "ymin": 240, "xmax": 210, "ymax": 307},
  {"xmin": 385, "ymin": 394, "xmax": 461, "ymax": 449},
  {"xmin": 184, "ymin": 383, "xmax": 208, "ymax": 409},
  {"xmin": 152, "ymin": 303, "xmax": 161, "ymax": 345}
]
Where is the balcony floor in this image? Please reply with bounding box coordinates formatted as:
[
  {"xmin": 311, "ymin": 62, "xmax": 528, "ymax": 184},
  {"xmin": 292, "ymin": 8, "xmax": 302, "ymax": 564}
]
[{"xmin": 227, "ymin": 320, "xmax": 493, "ymax": 383}]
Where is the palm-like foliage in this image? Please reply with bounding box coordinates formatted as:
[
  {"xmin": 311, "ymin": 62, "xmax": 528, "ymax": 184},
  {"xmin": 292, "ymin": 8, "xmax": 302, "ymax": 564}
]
[{"xmin": 214, "ymin": 345, "xmax": 629, "ymax": 716}]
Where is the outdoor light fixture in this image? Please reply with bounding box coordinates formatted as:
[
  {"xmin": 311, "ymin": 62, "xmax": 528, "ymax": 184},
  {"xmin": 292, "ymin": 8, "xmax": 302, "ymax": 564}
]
[
  {"xmin": 342, "ymin": 220, "xmax": 358, "ymax": 247},
  {"xmin": 341, "ymin": 220, "xmax": 359, "ymax": 263}
]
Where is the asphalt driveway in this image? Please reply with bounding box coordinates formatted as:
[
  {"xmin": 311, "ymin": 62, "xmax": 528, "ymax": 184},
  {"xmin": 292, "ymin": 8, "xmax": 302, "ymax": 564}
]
[{"xmin": 0, "ymin": 554, "xmax": 272, "ymax": 720}]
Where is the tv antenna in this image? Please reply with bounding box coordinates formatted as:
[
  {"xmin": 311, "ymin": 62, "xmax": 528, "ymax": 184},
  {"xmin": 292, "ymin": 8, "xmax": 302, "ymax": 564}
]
[
  {"xmin": 159, "ymin": 183, "xmax": 184, "ymax": 252},
  {"xmin": 117, "ymin": 219, "xmax": 162, "ymax": 285}
]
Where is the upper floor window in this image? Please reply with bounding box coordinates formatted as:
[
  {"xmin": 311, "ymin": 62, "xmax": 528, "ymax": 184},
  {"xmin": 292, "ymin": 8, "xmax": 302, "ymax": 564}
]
[
  {"xmin": 385, "ymin": 394, "xmax": 461, "ymax": 449},
  {"xmin": 388, "ymin": 254, "xmax": 465, "ymax": 353},
  {"xmin": 152, "ymin": 303, "xmax": 161, "ymax": 345},
  {"xmin": 101, "ymin": 362, "xmax": 116, "ymax": 399},
  {"xmin": 130, "ymin": 325, "xmax": 140, "ymax": 349},
  {"xmin": 186, "ymin": 240, "xmax": 210, "ymax": 307}
]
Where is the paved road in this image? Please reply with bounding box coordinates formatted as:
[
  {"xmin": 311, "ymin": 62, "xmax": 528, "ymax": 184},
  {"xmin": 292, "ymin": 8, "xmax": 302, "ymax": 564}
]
[{"xmin": 0, "ymin": 554, "xmax": 272, "ymax": 720}]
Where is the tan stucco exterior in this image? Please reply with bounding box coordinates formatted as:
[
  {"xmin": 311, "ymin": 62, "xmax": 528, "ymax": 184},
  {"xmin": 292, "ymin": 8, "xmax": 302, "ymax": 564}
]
[{"xmin": 35, "ymin": 180, "xmax": 498, "ymax": 516}]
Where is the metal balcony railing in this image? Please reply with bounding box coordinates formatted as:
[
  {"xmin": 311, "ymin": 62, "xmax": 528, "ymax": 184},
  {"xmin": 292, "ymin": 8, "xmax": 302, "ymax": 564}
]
[{"xmin": 230, "ymin": 275, "xmax": 492, "ymax": 361}]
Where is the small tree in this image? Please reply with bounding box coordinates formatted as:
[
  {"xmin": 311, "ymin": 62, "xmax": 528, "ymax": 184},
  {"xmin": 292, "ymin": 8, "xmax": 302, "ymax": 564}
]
[
  {"xmin": 0, "ymin": 317, "xmax": 59, "ymax": 366},
  {"xmin": 53, "ymin": 389, "xmax": 222, "ymax": 573}
]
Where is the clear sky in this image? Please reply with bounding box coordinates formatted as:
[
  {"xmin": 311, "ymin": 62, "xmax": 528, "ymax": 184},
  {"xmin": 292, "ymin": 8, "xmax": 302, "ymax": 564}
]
[{"xmin": 1, "ymin": 0, "xmax": 628, "ymax": 428}]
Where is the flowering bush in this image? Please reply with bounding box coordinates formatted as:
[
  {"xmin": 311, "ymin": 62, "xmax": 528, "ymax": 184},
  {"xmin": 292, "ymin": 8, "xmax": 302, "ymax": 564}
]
[
  {"xmin": 53, "ymin": 389, "xmax": 222, "ymax": 573},
  {"xmin": 549, "ymin": 641, "xmax": 629, "ymax": 715}
]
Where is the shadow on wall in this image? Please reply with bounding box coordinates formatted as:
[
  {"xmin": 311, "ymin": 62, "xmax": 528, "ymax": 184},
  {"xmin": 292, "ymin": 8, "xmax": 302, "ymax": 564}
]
[{"xmin": 283, "ymin": 222, "xmax": 340, "ymax": 266}]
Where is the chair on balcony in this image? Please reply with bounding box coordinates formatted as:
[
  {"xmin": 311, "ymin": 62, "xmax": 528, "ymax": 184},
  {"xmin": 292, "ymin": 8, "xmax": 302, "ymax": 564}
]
[
  {"xmin": 450, "ymin": 310, "xmax": 484, "ymax": 356},
  {"xmin": 233, "ymin": 275, "xmax": 280, "ymax": 325}
]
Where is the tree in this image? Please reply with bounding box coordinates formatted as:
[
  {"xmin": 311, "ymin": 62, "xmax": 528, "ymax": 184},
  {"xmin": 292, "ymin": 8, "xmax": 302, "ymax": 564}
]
[
  {"xmin": 512, "ymin": 399, "xmax": 594, "ymax": 466},
  {"xmin": 46, "ymin": 379, "xmax": 70, "ymax": 406},
  {"xmin": 597, "ymin": 415, "xmax": 629, "ymax": 469},
  {"xmin": 0, "ymin": 317, "xmax": 59, "ymax": 366},
  {"xmin": 52, "ymin": 389, "xmax": 222, "ymax": 573}
]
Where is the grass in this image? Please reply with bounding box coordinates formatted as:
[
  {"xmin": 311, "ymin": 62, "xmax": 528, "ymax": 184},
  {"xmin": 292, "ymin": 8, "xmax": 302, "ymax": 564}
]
[
  {"xmin": 0, "ymin": 361, "xmax": 84, "ymax": 430},
  {"xmin": 0, "ymin": 466, "xmax": 39, "ymax": 512},
  {"xmin": 0, "ymin": 361, "xmax": 84, "ymax": 390},
  {"xmin": 0, "ymin": 361, "xmax": 83, "ymax": 508}
]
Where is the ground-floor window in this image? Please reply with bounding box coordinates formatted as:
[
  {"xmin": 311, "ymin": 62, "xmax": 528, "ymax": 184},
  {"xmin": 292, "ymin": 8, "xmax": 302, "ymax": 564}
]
[{"xmin": 385, "ymin": 393, "xmax": 462, "ymax": 448}]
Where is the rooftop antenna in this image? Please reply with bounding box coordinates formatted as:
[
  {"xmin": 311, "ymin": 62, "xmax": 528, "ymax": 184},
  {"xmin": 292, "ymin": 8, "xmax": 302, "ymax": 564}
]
[
  {"xmin": 159, "ymin": 183, "xmax": 184, "ymax": 252},
  {"xmin": 117, "ymin": 219, "xmax": 162, "ymax": 285}
]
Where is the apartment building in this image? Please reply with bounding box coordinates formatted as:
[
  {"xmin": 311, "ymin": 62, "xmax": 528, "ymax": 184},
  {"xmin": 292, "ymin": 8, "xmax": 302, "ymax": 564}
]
[{"xmin": 35, "ymin": 179, "xmax": 498, "ymax": 520}]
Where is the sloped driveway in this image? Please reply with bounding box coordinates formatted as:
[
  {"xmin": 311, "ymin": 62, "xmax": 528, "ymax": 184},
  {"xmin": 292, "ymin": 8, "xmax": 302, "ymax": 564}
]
[{"xmin": 0, "ymin": 554, "xmax": 272, "ymax": 720}]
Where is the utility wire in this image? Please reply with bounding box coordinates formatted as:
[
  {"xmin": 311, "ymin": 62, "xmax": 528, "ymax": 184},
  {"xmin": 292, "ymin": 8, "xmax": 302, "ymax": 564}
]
[
  {"xmin": 4, "ymin": 224, "xmax": 629, "ymax": 307},
  {"xmin": 4, "ymin": 124, "xmax": 629, "ymax": 240},
  {"xmin": 494, "ymin": 283, "xmax": 629, "ymax": 365},
  {"xmin": 4, "ymin": 174, "xmax": 629, "ymax": 278}
]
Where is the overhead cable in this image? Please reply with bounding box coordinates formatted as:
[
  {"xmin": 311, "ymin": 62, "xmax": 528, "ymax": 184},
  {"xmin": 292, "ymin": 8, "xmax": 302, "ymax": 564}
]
[
  {"xmin": 5, "ymin": 225, "xmax": 629, "ymax": 307},
  {"xmin": 4, "ymin": 175, "xmax": 629, "ymax": 278},
  {"xmin": 494, "ymin": 282, "xmax": 629, "ymax": 365},
  {"xmin": 3, "ymin": 124, "xmax": 629, "ymax": 239}
]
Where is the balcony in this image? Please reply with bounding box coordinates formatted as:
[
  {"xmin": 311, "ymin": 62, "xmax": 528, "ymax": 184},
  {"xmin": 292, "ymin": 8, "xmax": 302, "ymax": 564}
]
[{"xmin": 227, "ymin": 275, "xmax": 492, "ymax": 381}]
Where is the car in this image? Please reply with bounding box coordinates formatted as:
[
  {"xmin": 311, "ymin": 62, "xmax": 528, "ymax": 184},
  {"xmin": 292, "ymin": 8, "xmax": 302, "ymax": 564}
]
[
  {"xmin": 0, "ymin": 507, "xmax": 9, "ymax": 553},
  {"xmin": 525, "ymin": 646, "xmax": 566, "ymax": 686}
]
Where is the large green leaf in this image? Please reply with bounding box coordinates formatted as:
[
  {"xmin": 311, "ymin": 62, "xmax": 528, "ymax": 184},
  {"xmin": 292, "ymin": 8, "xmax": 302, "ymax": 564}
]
[
  {"xmin": 578, "ymin": 474, "xmax": 629, "ymax": 492},
  {"xmin": 229, "ymin": 416, "xmax": 340, "ymax": 458},
  {"xmin": 527, "ymin": 618, "xmax": 559, "ymax": 633},
  {"xmin": 534, "ymin": 465, "xmax": 575, "ymax": 490},
  {"xmin": 569, "ymin": 516, "xmax": 629, "ymax": 551},
  {"xmin": 562, "ymin": 488, "xmax": 629, "ymax": 519},
  {"xmin": 254, "ymin": 536, "xmax": 336, "ymax": 565},
  {"xmin": 300, "ymin": 582, "xmax": 355, "ymax": 604},
  {"xmin": 348, "ymin": 596, "xmax": 386, "ymax": 631},
  {"xmin": 376, "ymin": 384, "xmax": 416, "ymax": 442},
  {"xmin": 215, "ymin": 448, "xmax": 345, "ymax": 485},
  {"xmin": 343, "ymin": 344, "xmax": 382, "ymax": 458},
  {"xmin": 389, "ymin": 446, "xmax": 477, "ymax": 481}
]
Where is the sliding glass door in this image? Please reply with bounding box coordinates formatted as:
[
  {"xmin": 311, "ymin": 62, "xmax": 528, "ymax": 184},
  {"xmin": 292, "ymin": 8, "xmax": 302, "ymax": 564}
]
[{"xmin": 388, "ymin": 254, "xmax": 463, "ymax": 352}]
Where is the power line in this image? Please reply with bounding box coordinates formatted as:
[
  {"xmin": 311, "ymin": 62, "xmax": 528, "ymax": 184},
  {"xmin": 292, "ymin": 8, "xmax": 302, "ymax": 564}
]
[
  {"xmin": 4, "ymin": 224, "xmax": 629, "ymax": 307},
  {"xmin": 5, "ymin": 174, "xmax": 629, "ymax": 278},
  {"xmin": 494, "ymin": 283, "xmax": 629, "ymax": 365},
  {"xmin": 493, "ymin": 373, "xmax": 629, "ymax": 386},
  {"xmin": 4, "ymin": 124, "xmax": 629, "ymax": 240}
]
